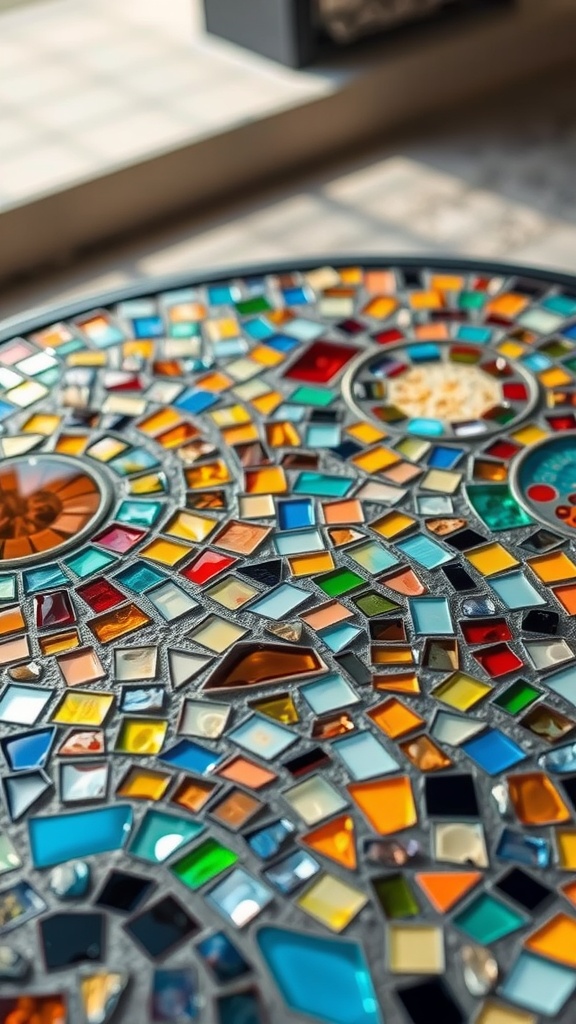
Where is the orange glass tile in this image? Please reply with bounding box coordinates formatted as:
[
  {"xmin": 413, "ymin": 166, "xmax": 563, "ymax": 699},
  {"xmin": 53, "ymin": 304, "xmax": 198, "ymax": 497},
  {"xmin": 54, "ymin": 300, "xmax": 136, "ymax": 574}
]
[
  {"xmin": 210, "ymin": 789, "xmax": 263, "ymax": 829},
  {"xmin": 539, "ymin": 367, "xmax": 572, "ymax": 388},
  {"xmin": 415, "ymin": 871, "xmax": 482, "ymax": 913},
  {"xmin": 252, "ymin": 391, "xmax": 283, "ymax": 415},
  {"xmin": 553, "ymin": 584, "xmax": 576, "ymax": 615},
  {"xmin": 216, "ymin": 756, "xmax": 277, "ymax": 789},
  {"xmin": 364, "ymin": 270, "xmax": 395, "ymax": 294},
  {"xmin": 169, "ymin": 301, "xmax": 205, "ymax": 322},
  {"xmin": 529, "ymin": 551, "xmax": 576, "ymax": 584},
  {"xmin": 54, "ymin": 434, "xmax": 88, "ymax": 455},
  {"xmin": 197, "ymin": 371, "xmax": 233, "ymax": 392},
  {"xmin": 139, "ymin": 408, "xmax": 182, "ymax": 436},
  {"xmin": 371, "ymin": 646, "xmax": 414, "ymax": 666},
  {"xmin": 384, "ymin": 462, "xmax": 422, "ymax": 485},
  {"xmin": 245, "ymin": 467, "xmax": 288, "ymax": 495},
  {"xmin": 430, "ymin": 274, "xmax": 465, "ymax": 292},
  {"xmin": 473, "ymin": 459, "xmax": 508, "ymax": 482},
  {"xmin": 414, "ymin": 322, "xmax": 449, "ymax": 340},
  {"xmin": 0, "ymin": 606, "xmax": 25, "ymax": 636},
  {"xmin": 363, "ymin": 296, "xmax": 398, "ymax": 319},
  {"xmin": 346, "ymin": 421, "xmax": 386, "ymax": 444},
  {"xmin": 508, "ymin": 772, "xmax": 571, "ymax": 826},
  {"xmin": 40, "ymin": 629, "xmax": 80, "ymax": 655},
  {"xmin": 409, "ymin": 290, "xmax": 443, "ymax": 310},
  {"xmin": 400, "ymin": 734, "xmax": 452, "ymax": 772},
  {"xmin": 302, "ymin": 814, "xmax": 357, "ymax": 870},
  {"xmin": 222, "ymin": 423, "xmax": 259, "ymax": 445},
  {"xmin": 185, "ymin": 459, "xmax": 231, "ymax": 489},
  {"xmin": 301, "ymin": 601, "xmax": 353, "ymax": 630},
  {"xmin": 328, "ymin": 528, "xmax": 363, "ymax": 547},
  {"xmin": 352, "ymin": 446, "xmax": 400, "ymax": 473},
  {"xmin": 322, "ymin": 499, "xmax": 364, "ymax": 525},
  {"xmin": 88, "ymin": 603, "xmax": 151, "ymax": 644},
  {"xmin": 213, "ymin": 520, "xmax": 271, "ymax": 555},
  {"xmin": 289, "ymin": 551, "xmax": 335, "ymax": 576},
  {"xmin": 0, "ymin": 635, "xmax": 29, "ymax": 665},
  {"xmin": 373, "ymin": 672, "xmax": 421, "ymax": 695},
  {"xmin": 123, "ymin": 339, "xmax": 154, "ymax": 358},
  {"xmin": 383, "ymin": 567, "xmax": 427, "ymax": 596},
  {"xmin": 348, "ymin": 776, "xmax": 417, "ymax": 835},
  {"xmin": 117, "ymin": 767, "xmax": 172, "ymax": 800},
  {"xmin": 266, "ymin": 422, "xmax": 301, "ymax": 447},
  {"xmin": 156, "ymin": 422, "xmax": 199, "ymax": 449},
  {"xmin": 487, "ymin": 293, "xmax": 529, "ymax": 318},
  {"xmin": 525, "ymin": 912, "xmax": 576, "ymax": 968},
  {"xmin": 561, "ymin": 880, "xmax": 576, "ymax": 905},
  {"xmin": 368, "ymin": 697, "xmax": 425, "ymax": 738},
  {"xmin": 251, "ymin": 345, "xmax": 284, "ymax": 367},
  {"xmin": 170, "ymin": 775, "xmax": 217, "ymax": 812}
]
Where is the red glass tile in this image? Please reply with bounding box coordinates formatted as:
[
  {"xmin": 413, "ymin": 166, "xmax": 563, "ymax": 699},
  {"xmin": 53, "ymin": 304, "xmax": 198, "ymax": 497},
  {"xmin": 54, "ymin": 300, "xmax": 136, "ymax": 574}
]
[
  {"xmin": 35, "ymin": 590, "xmax": 76, "ymax": 629},
  {"xmin": 484, "ymin": 440, "xmax": 521, "ymax": 460},
  {"xmin": 527, "ymin": 484, "xmax": 558, "ymax": 503},
  {"xmin": 548, "ymin": 414, "xmax": 576, "ymax": 431},
  {"xmin": 181, "ymin": 549, "xmax": 236, "ymax": 585},
  {"xmin": 461, "ymin": 618, "xmax": 512, "ymax": 644},
  {"xmin": 473, "ymin": 643, "xmax": 523, "ymax": 678},
  {"xmin": 76, "ymin": 577, "xmax": 125, "ymax": 612},
  {"xmin": 373, "ymin": 328, "xmax": 404, "ymax": 345},
  {"xmin": 285, "ymin": 341, "xmax": 358, "ymax": 383},
  {"xmin": 503, "ymin": 382, "xmax": 529, "ymax": 401},
  {"xmin": 93, "ymin": 523, "xmax": 146, "ymax": 553}
]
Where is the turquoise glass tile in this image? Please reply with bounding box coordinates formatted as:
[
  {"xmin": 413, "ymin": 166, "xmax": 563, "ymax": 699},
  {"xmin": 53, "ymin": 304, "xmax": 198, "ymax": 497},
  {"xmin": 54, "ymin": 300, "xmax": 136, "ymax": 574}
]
[
  {"xmin": 291, "ymin": 386, "xmax": 334, "ymax": 406},
  {"xmin": 500, "ymin": 951, "xmax": 576, "ymax": 1015},
  {"xmin": 544, "ymin": 664, "xmax": 576, "ymax": 706},
  {"xmin": 257, "ymin": 927, "xmax": 382, "ymax": 1024},
  {"xmin": 300, "ymin": 673, "xmax": 360, "ymax": 714},
  {"xmin": 456, "ymin": 324, "xmax": 492, "ymax": 342},
  {"xmin": 116, "ymin": 500, "xmax": 162, "ymax": 527},
  {"xmin": 249, "ymin": 582, "xmax": 309, "ymax": 619},
  {"xmin": 228, "ymin": 714, "xmax": 297, "ymax": 760},
  {"xmin": 29, "ymin": 805, "xmax": 133, "ymax": 867},
  {"xmin": 409, "ymin": 596, "xmax": 453, "ymax": 635},
  {"xmin": 453, "ymin": 892, "xmax": 527, "ymax": 943},
  {"xmin": 322, "ymin": 623, "xmax": 362, "ymax": 652},
  {"xmin": 397, "ymin": 534, "xmax": 451, "ymax": 569},
  {"xmin": 543, "ymin": 294, "xmax": 576, "ymax": 316},
  {"xmin": 306, "ymin": 424, "xmax": 341, "ymax": 447},
  {"xmin": 0, "ymin": 575, "xmax": 16, "ymax": 601},
  {"xmin": 489, "ymin": 571, "xmax": 546, "ymax": 609},
  {"xmin": 23, "ymin": 564, "xmax": 68, "ymax": 594},
  {"xmin": 283, "ymin": 318, "xmax": 324, "ymax": 340},
  {"xmin": 109, "ymin": 447, "xmax": 159, "ymax": 476},
  {"xmin": 129, "ymin": 809, "xmax": 204, "ymax": 863},
  {"xmin": 294, "ymin": 472, "xmax": 353, "ymax": 497},
  {"xmin": 65, "ymin": 546, "xmax": 117, "ymax": 578},
  {"xmin": 407, "ymin": 343, "xmax": 440, "ymax": 362},
  {"xmin": 114, "ymin": 563, "xmax": 167, "ymax": 592},
  {"xmin": 333, "ymin": 731, "xmax": 399, "ymax": 780},
  {"xmin": 406, "ymin": 418, "xmax": 444, "ymax": 437}
]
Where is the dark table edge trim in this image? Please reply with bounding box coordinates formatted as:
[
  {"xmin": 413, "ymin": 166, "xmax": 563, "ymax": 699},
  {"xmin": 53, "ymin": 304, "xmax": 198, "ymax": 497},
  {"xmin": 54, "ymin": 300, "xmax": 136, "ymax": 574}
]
[{"xmin": 2, "ymin": 255, "xmax": 576, "ymax": 343}]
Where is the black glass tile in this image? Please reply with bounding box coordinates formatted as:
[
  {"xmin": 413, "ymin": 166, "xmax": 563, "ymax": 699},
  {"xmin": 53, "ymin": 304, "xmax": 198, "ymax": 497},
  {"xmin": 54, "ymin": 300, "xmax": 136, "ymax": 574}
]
[
  {"xmin": 495, "ymin": 867, "xmax": 552, "ymax": 912},
  {"xmin": 442, "ymin": 563, "xmax": 476, "ymax": 591},
  {"xmin": 370, "ymin": 618, "xmax": 406, "ymax": 642},
  {"xmin": 335, "ymin": 651, "xmax": 371, "ymax": 686},
  {"xmin": 239, "ymin": 560, "xmax": 283, "ymax": 587},
  {"xmin": 95, "ymin": 870, "xmax": 154, "ymax": 914},
  {"xmin": 560, "ymin": 775, "xmax": 576, "ymax": 812},
  {"xmin": 445, "ymin": 528, "xmax": 486, "ymax": 552},
  {"xmin": 40, "ymin": 912, "xmax": 104, "ymax": 970},
  {"xmin": 283, "ymin": 746, "xmax": 330, "ymax": 777},
  {"xmin": 309, "ymin": 409, "xmax": 340, "ymax": 423},
  {"xmin": 397, "ymin": 979, "xmax": 463, "ymax": 1024},
  {"xmin": 124, "ymin": 895, "xmax": 198, "ymax": 959},
  {"xmin": 521, "ymin": 529, "xmax": 564, "ymax": 552},
  {"xmin": 424, "ymin": 774, "xmax": 479, "ymax": 818},
  {"xmin": 522, "ymin": 609, "xmax": 559, "ymax": 635},
  {"xmin": 333, "ymin": 441, "xmax": 363, "ymax": 460},
  {"xmin": 196, "ymin": 931, "xmax": 252, "ymax": 982}
]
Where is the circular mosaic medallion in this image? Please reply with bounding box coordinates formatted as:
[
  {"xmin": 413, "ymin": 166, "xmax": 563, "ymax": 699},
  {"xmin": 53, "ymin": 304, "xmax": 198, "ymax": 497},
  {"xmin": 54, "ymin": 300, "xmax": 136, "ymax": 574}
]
[{"xmin": 3, "ymin": 260, "xmax": 576, "ymax": 1024}]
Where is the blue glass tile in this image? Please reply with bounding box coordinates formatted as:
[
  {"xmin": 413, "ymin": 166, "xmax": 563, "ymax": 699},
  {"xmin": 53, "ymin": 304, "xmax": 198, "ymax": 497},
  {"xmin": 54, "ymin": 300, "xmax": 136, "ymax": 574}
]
[
  {"xmin": 322, "ymin": 623, "xmax": 362, "ymax": 652},
  {"xmin": 114, "ymin": 563, "xmax": 167, "ymax": 593},
  {"xmin": 428, "ymin": 446, "xmax": 463, "ymax": 469},
  {"xmin": 152, "ymin": 968, "xmax": 198, "ymax": 1021},
  {"xmin": 196, "ymin": 931, "xmax": 251, "ymax": 982},
  {"xmin": 129, "ymin": 809, "xmax": 204, "ymax": 863},
  {"xmin": 265, "ymin": 333, "xmax": 299, "ymax": 352},
  {"xmin": 283, "ymin": 287, "xmax": 310, "ymax": 305},
  {"xmin": 212, "ymin": 338, "xmax": 246, "ymax": 358},
  {"xmin": 272, "ymin": 403, "xmax": 306, "ymax": 422},
  {"xmin": 500, "ymin": 951, "xmax": 576, "ymax": 1016},
  {"xmin": 109, "ymin": 448, "xmax": 159, "ymax": 476},
  {"xmin": 407, "ymin": 342, "xmax": 440, "ymax": 362},
  {"xmin": 409, "ymin": 596, "xmax": 453, "ymax": 635},
  {"xmin": 521, "ymin": 352, "xmax": 551, "ymax": 371},
  {"xmin": 540, "ymin": 741, "xmax": 576, "ymax": 773},
  {"xmin": 497, "ymin": 828, "xmax": 550, "ymax": 868},
  {"xmin": 0, "ymin": 402, "xmax": 15, "ymax": 420},
  {"xmin": 228, "ymin": 715, "xmax": 297, "ymax": 761},
  {"xmin": 249, "ymin": 583, "xmax": 309, "ymax": 619},
  {"xmin": 175, "ymin": 390, "xmax": 218, "ymax": 414},
  {"xmin": 207, "ymin": 285, "xmax": 238, "ymax": 305},
  {"xmin": 133, "ymin": 316, "xmax": 164, "ymax": 338},
  {"xmin": 397, "ymin": 534, "xmax": 451, "ymax": 569},
  {"xmin": 206, "ymin": 867, "xmax": 273, "ymax": 927},
  {"xmin": 23, "ymin": 564, "xmax": 68, "ymax": 594},
  {"xmin": 29, "ymin": 805, "xmax": 133, "ymax": 867},
  {"xmin": 294, "ymin": 472, "xmax": 353, "ymax": 497},
  {"xmin": 116, "ymin": 500, "xmax": 162, "ymax": 527},
  {"xmin": 333, "ymin": 731, "xmax": 399, "ymax": 780},
  {"xmin": 277, "ymin": 499, "xmax": 315, "ymax": 531},
  {"xmin": 160, "ymin": 740, "xmax": 222, "ymax": 774},
  {"xmin": 264, "ymin": 850, "xmax": 320, "ymax": 894},
  {"xmin": 65, "ymin": 547, "xmax": 117, "ymax": 578},
  {"xmin": 563, "ymin": 322, "xmax": 576, "ymax": 340},
  {"xmin": 489, "ymin": 572, "xmax": 546, "ymax": 609},
  {"xmin": 2, "ymin": 727, "xmax": 56, "ymax": 772},
  {"xmin": 306, "ymin": 424, "xmax": 341, "ymax": 448},
  {"xmin": 257, "ymin": 928, "xmax": 382, "ymax": 1024},
  {"xmin": 406, "ymin": 418, "xmax": 444, "ymax": 437},
  {"xmin": 462, "ymin": 729, "xmax": 525, "ymax": 775},
  {"xmin": 246, "ymin": 819, "xmax": 295, "ymax": 860},
  {"xmin": 456, "ymin": 325, "xmax": 492, "ymax": 343},
  {"xmin": 301, "ymin": 673, "xmax": 359, "ymax": 714}
]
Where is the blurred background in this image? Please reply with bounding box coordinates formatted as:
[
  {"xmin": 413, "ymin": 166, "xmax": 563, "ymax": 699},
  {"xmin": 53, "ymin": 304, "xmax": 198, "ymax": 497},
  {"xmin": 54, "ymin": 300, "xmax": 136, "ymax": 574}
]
[{"xmin": 1, "ymin": 0, "xmax": 576, "ymax": 324}]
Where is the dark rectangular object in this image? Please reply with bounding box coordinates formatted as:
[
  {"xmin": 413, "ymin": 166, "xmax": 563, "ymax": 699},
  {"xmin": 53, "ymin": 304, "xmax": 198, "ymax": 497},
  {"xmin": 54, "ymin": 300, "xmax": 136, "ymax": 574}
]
[{"xmin": 203, "ymin": 0, "xmax": 316, "ymax": 68}]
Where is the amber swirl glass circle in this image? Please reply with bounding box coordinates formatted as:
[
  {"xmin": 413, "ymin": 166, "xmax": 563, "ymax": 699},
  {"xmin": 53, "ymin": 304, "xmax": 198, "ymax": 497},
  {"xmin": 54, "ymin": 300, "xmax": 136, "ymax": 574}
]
[{"xmin": 0, "ymin": 455, "xmax": 108, "ymax": 564}]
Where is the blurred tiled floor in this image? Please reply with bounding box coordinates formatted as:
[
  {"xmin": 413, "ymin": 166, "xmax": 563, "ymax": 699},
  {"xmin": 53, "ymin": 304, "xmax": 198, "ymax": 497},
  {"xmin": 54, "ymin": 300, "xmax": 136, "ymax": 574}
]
[{"xmin": 2, "ymin": 59, "xmax": 576, "ymax": 326}]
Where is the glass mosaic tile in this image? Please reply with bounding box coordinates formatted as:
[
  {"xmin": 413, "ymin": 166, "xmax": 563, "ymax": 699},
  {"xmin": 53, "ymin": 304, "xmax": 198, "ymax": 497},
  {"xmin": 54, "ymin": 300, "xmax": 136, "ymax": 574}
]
[{"xmin": 5, "ymin": 259, "xmax": 576, "ymax": 1021}]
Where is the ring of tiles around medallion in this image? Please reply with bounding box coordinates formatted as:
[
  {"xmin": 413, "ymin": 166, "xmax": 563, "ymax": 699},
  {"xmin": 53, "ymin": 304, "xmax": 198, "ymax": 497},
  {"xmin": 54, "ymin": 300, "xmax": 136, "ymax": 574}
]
[{"xmin": 1, "ymin": 260, "xmax": 576, "ymax": 1024}]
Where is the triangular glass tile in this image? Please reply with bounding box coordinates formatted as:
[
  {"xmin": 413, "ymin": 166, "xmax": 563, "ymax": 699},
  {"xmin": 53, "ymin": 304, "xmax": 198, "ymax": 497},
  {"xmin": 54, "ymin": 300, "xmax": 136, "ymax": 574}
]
[
  {"xmin": 265, "ymin": 621, "xmax": 303, "ymax": 642},
  {"xmin": 2, "ymin": 726, "xmax": 56, "ymax": 771},
  {"xmin": 80, "ymin": 971, "xmax": 128, "ymax": 1023},
  {"xmin": 415, "ymin": 871, "xmax": 482, "ymax": 913},
  {"xmin": 239, "ymin": 559, "xmax": 283, "ymax": 587},
  {"xmin": 301, "ymin": 814, "xmax": 357, "ymax": 870},
  {"xmin": 249, "ymin": 692, "xmax": 299, "ymax": 724},
  {"xmin": 202, "ymin": 642, "xmax": 326, "ymax": 691},
  {"xmin": 168, "ymin": 649, "xmax": 211, "ymax": 690},
  {"xmin": 0, "ymin": 433, "xmax": 44, "ymax": 457},
  {"xmin": 431, "ymin": 712, "xmax": 486, "ymax": 746},
  {"xmin": 3, "ymin": 770, "xmax": 52, "ymax": 820}
]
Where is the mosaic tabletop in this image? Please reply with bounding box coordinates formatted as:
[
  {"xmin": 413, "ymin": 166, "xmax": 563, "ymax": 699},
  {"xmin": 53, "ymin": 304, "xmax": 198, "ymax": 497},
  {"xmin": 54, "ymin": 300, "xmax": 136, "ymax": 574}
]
[{"xmin": 4, "ymin": 259, "xmax": 576, "ymax": 1023}]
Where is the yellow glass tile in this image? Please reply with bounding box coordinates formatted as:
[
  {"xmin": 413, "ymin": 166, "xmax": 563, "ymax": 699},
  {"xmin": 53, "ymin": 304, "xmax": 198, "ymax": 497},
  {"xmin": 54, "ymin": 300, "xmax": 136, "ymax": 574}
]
[
  {"xmin": 115, "ymin": 717, "xmax": 168, "ymax": 755},
  {"xmin": 340, "ymin": 266, "xmax": 363, "ymax": 284},
  {"xmin": 388, "ymin": 924, "xmax": 444, "ymax": 974},
  {"xmin": 528, "ymin": 551, "xmax": 576, "ymax": 584},
  {"xmin": 373, "ymin": 672, "xmax": 421, "ymax": 694},
  {"xmin": 498, "ymin": 340, "xmax": 526, "ymax": 359},
  {"xmin": 368, "ymin": 697, "xmax": 425, "ymax": 738},
  {"xmin": 89, "ymin": 604, "xmax": 151, "ymax": 644},
  {"xmin": 371, "ymin": 511, "xmax": 416, "ymax": 538},
  {"xmin": 525, "ymin": 912, "xmax": 576, "ymax": 968},
  {"xmin": 363, "ymin": 296, "xmax": 398, "ymax": 318},
  {"xmin": 510, "ymin": 423, "xmax": 549, "ymax": 446},
  {"xmin": 166, "ymin": 511, "xmax": 217, "ymax": 542},
  {"xmin": 266, "ymin": 421, "xmax": 301, "ymax": 447},
  {"xmin": 409, "ymin": 290, "xmax": 443, "ymax": 310},
  {"xmin": 420, "ymin": 469, "xmax": 461, "ymax": 494},
  {"xmin": 140, "ymin": 538, "xmax": 192, "ymax": 566},
  {"xmin": 116, "ymin": 767, "xmax": 171, "ymax": 800},
  {"xmin": 245, "ymin": 466, "xmax": 288, "ymax": 495},
  {"xmin": 102, "ymin": 395, "xmax": 146, "ymax": 417},
  {"xmin": 432, "ymin": 671, "xmax": 492, "ymax": 710},
  {"xmin": 222, "ymin": 423, "xmax": 259, "ymax": 445},
  {"xmin": 54, "ymin": 434, "xmax": 88, "ymax": 455},
  {"xmin": 371, "ymin": 645, "xmax": 414, "ymax": 666},
  {"xmin": 134, "ymin": 409, "xmax": 182, "ymax": 437},
  {"xmin": 210, "ymin": 405, "xmax": 251, "ymax": 427},
  {"xmin": 128, "ymin": 473, "xmax": 165, "ymax": 494},
  {"xmin": 430, "ymin": 274, "xmax": 465, "ymax": 291},
  {"xmin": 86, "ymin": 436, "xmax": 127, "ymax": 462},
  {"xmin": 66, "ymin": 351, "xmax": 106, "ymax": 366},
  {"xmin": 190, "ymin": 616, "xmax": 247, "ymax": 653},
  {"xmin": 206, "ymin": 577, "xmax": 259, "ymax": 609},
  {"xmin": 348, "ymin": 776, "xmax": 417, "ymax": 834},
  {"xmin": 352, "ymin": 446, "xmax": 400, "ymax": 473},
  {"xmin": 475, "ymin": 1003, "xmax": 536, "ymax": 1024},
  {"xmin": 40, "ymin": 629, "xmax": 80, "ymax": 655},
  {"xmin": 251, "ymin": 391, "xmax": 283, "ymax": 415},
  {"xmin": 205, "ymin": 317, "xmax": 239, "ymax": 340},
  {"xmin": 22, "ymin": 413, "xmax": 60, "ymax": 435},
  {"xmin": 297, "ymin": 874, "xmax": 368, "ymax": 933},
  {"xmin": 289, "ymin": 551, "xmax": 335, "ymax": 576},
  {"xmin": 251, "ymin": 345, "xmax": 284, "ymax": 367},
  {"xmin": 539, "ymin": 367, "xmax": 572, "ymax": 388},
  {"xmin": 487, "ymin": 293, "xmax": 530, "ymax": 318},
  {"xmin": 196, "ymin": 371, "xmax": 233, "ymax": 392},
  {"xmin": 0, "ymin": 606, "xmax": 25, "ymax": 635},
  {"xmin": 238, "ymin": 494, "xmax": 275, "ymax": 519},
  {"xmin": 395, "ymin": 437, "xmax": 430, "ymax": 461},
  {"xmin": 466, "ymin": 542, "xmax": 518, "ymax": 577},
  {"xmin": 556, "ymin": 829, "xmax": 576, "ymax": 869},
  {"xmin": 123, "ymin": 340, "xmax": 154, "ymax": 358},
  {"xmin": 346, "ymin": 421, "xmax": 386, "ymax": 444},
  {"xmin": 52, "ymin": 691, "xmax": 114, "ymax": 726},
  {"xmin": 250, "ymin": 692, "xmax": 299, "ymax": 725},
  {"xmin": 185, "ymin": 460, "xmax": 231, "ymax": 488}
]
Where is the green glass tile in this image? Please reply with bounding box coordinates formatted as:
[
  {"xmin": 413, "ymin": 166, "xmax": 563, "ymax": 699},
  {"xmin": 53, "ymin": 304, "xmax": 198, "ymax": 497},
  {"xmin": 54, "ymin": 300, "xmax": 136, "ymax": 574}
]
[
  {"xmin": 169, "ymin": 323, "xmax": 200, "ymax": 338},
  {"xmin": 236, "ymin": 296, "xmax": 271, "ymax": 315},
  {"xmin": 291, "ymin": 386, "xmax": 335, "ymax": 407},
  {"xmin": 467, "ymin": 484, "xmax": 533, "ymax": 531},
  {"xmin": 317, "ymin": 568, "xmax": 365, "ymax": 598},
  {"xmin": 170, "ymin": 837, "xmax": 238, "ymax": 890},
  {"xmin": 0, "ymin": 575, "xmax": 16, "ymax": 602},
  {"xmin": 353, "ymin": 592, "xmax": 400, "ymax": 617},
  {"xmin": 458, "ymin": 291, "xmax": 486, "ymax": 310},
  {"xmin": 453, "ymin": 893, "xmax": 527, "ymax": 944},
  {"xmin": 493, "ymin": 679, "xmax": 540, "ymax": 715},
  {"xmin": 373, "ymin": 874, "xmax": 419, "ymax": 919},
  {"xmin": 563, "ymin": 357, "xmax": 576, "ymax": 374}
]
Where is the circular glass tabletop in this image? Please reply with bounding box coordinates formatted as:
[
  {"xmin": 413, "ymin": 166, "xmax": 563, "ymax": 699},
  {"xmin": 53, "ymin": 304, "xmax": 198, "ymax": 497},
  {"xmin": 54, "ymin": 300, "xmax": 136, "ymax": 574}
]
[{"xmin": 1, "ymin": 258, "xmax": 576, "ymax": 1024}]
